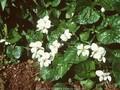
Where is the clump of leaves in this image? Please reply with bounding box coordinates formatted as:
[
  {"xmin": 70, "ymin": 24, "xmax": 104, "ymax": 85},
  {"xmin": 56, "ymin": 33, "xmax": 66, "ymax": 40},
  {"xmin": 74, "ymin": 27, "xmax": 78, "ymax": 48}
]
[{"xmin": 0, "ymin": 0, "xmax": 120, "ymax": 89}]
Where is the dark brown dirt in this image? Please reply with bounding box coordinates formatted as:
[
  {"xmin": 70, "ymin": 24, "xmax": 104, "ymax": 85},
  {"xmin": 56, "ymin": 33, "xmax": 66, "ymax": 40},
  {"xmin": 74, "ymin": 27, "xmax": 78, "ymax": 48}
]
[
  {"xmin": 35, "ymin": 81, "xmax": 52, "ymax": 90},
  {"xmin": 4, "ymin": 60, "xmax": 37, "ymax": 90}
]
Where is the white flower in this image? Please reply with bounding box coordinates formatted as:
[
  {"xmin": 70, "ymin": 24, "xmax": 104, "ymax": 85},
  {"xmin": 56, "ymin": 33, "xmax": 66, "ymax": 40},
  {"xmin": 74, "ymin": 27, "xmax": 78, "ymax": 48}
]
[
  {"xmin": 29, "ymin": 41, "xmax": 43, "ymax": 48},
  {"xmin": 0, "ymin": 39, "xmax": 6, "ymax": 43},
  {"xmin": 60, "ymin": 29, "xmax": 72, "ymax": 42},
  {"xmin": 30, "ymin": 48, "xmax": 38, "ymax": 59},
  {"xmin": 31, "ymin": 47, "xmax": 38, "ymax": 53},
  {"xmin": 36, "ymin": 15, "xmax": 51, "ymax": 34},
  {"xmin": 43, "ymin": 59, "xmax": 52, "ymax": 67},
  {"xmin": 101, "ymin": 7, "xmax": 105, "ymax": 12},
  {"xmin": 91, "ymin": 43, "xmax": 99, "ymax": 51},
  {"xmin": 29, "ymin": 41, "xmax": 44, "ymax": 59},
  {"xmin": 90, "ymin": 43, "xmax": 106, "ymax": 63},
  {"xmin": 35, "ymin": 49, "xmax": 45, "ymax": 58},
  {"xmin": 39, "ymin": 59, "xmax": 52, "ymax": 68},
  {"xmin": 32, "ymin": 52, "xmax": 37, "ymax": 59},
  {"xmin": 96, "ymin": 70, "xmax": 112, "ymax": 82},
  {"xmin": 5, "ymin": 41, "xmax": 10, "ymax": 45},
  {"xmin": 42, "ymin": 28, "xmax": 48, "ymax": 34},
  {"xmin": 41, "ymin": 52, "xmax": 51, "ymax": 60},
  {"xmin": 36, "ymin": 19, "xmax": 45, "ymax": 30},
  {"xmin": 29, "ymin": 41, "xmax": 53, "ymax": 68},
  {"xmin": 31, "ymin": 48, "xmax": 44, "ymax": 59},
  {"xmin": 98, "ymin": 56, "xmax": 106, "ymax": 63},
  {"xmin": 49, "ymin": 46, "xmax": 58, "ymax": 55},
  {"xmin": 0, "ymin": 39, "xmax": 10, "ymax": 45},
  {"xmin": 43, "ymin": 16, "xmax": 51, "ymax": 29},
  {"xmin": 49, "ymin": 40, "xmax": 62, "ymax": 54},
  {"xmin": 38, "ymin": 52, "xmax": 52, "ymax": 68},
  {"xmin": 52, "ymin": 40, "xmax": 61, "ymax": 48},
  {"xmin": 77, "ymin": 44, "xmax": 90, "ymax": 56}
]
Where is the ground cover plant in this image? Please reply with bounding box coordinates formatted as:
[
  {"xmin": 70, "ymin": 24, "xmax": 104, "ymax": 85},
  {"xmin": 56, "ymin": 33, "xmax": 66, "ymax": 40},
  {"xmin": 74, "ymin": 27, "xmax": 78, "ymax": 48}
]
[{"xmin": 0, "ymin": 0, "xmax": 120, "ymax": 90}]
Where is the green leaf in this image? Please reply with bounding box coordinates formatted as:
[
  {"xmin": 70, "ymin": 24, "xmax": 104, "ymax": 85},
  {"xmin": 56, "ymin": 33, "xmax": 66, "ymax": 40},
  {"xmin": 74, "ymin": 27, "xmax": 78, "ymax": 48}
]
[
  {"xmin": 66, "ymin": 21, "xmax": 78, "ymax": 33},
  {"xmin": 76, "ymin": 0, "xmax": 92, "ymax": 13},
  {"xmin": 48, "ymin": 21, "xmax": 66, "ymax": 42},
  {"xmin": 112, "ymin": 50, "xmax": 120, "ymax": 58},
  {"xmin": 54, "ymin": 64, "xmax": 72, "ymax": 80},
  {"xmin": 80, "ymin": 79, "xmax": 94, "ymax": 90},
  {"xmin": 40, "ymin": 47, "xmax": 75, "ymax": 81},
  {"xmin": 74, "ymin": 60, "xmax": 96, "ymax": 79},
  {"xmin": 7, "ymin": 28, "xmax": 22, "ymax": 44},
  {"xmin": 40, "ymin": 60, "xmax": 72, "ymax": 81},
  {"xmin": 80, "ymin": 31, "xmax": 90, "ymax": 41},
  {"xmin": 112, "ymin": 58, "xmax": 120, "ymax": 87},
  {"xmin": 97, "ymin": 15, "xmax": 120, "ymax": 44},
  {"xmin": 77, "ymin": 7, "xmax": 100, "ymax": 24},
  {"xmin": 51, "ymin": 0, "xmax": 61, "ymax": 7},
  {"xmin": 24, "ymin": 30, "xmax": 43, "ymax": 42},
  {"xmin": 63, "ymin": 47, "xmax": 77, "ymax": 64},
  {"xmin": 104, "ymin": 15, "xmax": 120, "ymax": 28},
  {"xmin": 12, "ymin": 46, "xmax": 22, "ymax": 59},
  {"xmin": 6, "ymin": 46, "xmax": 22, "ymax": 59},
  {"xmin": 97, "ymin": 29, "xmax": 120, "ymax": 44},
  {"xmin": 95, "ymin": 85, "xmax": 103, "ymax": 90},
  {"xmin": 41, "ymin": 46, "xmax": 86, "ymax": 81},
  {"xmin": 2, "ymin": 24, "xmax": 8, "ymax": 38},
  {"xmin": 53, "ymin": 46, "xmax": 87, "ymax": 65},
  {"xmin": 48, "ymin": 21, "xmax": 77, "ymax": 42},
  {"xmin": 109, "ymin": 50, "xmax": 120, "ymax": 87},
  {"xmin": 0, "ymin": 0, "xmax": 7, "ymax": 10},
  {"xmin": 97, "ymin": 15, "xmax": 120, "ymax": 30},
  {"xmin": 75, "ymin": 60, "xmax": 96, "ymax": 73},
  {"xmin": 95, "ymin": 0, "xmax": 120, "ymax": 11},
  {"xmin": 6, "ymin": 47, "xmax": 13, "ymax": 59},
  {"xmin": 65, "ymin": 1, "xmax": 76, "ymax": 19},
  {"xmin": 40, "ymin": 67, "xmax": 55, "ymax": 81},
  {"xmin": 51, "ymin": 9, "xmax": 61, "ymax": 18},
  {"xmin": 53, "ymin": 83, "xmax": 68, "ymax": 90}
]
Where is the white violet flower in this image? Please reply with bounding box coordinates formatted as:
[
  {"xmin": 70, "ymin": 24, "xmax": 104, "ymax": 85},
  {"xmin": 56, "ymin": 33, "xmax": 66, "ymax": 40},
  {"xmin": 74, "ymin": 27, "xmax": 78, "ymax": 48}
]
[
  {"xmin": 96, "ymin": 70, "xmax": 112, "ymax": 82},
  {"xmin": 90, "ymin": 43, "xmax": 106, "ymax": 63},
  {"xmin": 5, "ymin": 41, "xmax": 10, "ymax": 45},
  {"xmin": 0, "ymin": 39, "xmax": 6, "ymax": 43},
  {"xmin": 36, "ymin": 15, "xmax": 51, "ymax": 34},
  {"xmin": 77, "ymin": 44, "xmax": 90, "ymax": 56},
  {"xmin": 49, "ymin": 40, "xmax": 62, "ymax": 55},
  {"xmin": 29, "ymin": 41, "xmax": 43, "ymax": 48},
  {"xmin": 38, "ymin": 52, "xmax": 52, "ymax": 68},
  {"xmin": 0, "ymin": 39, "xmax": 10, "ymax": 45},
  {"xmin": 29, "ymin": 41, "xmax": 44, "ymax": 59},
  {"xmin": 60, "ymin": 29, "xmax": 72, "ymax": 42},
  {"xmin": 101, "ymin": 7, "xmax": 105, "ymax": 12},
  {"xmin": 29, "ymin": 41, "xmax": 54, "ymax": 68}
]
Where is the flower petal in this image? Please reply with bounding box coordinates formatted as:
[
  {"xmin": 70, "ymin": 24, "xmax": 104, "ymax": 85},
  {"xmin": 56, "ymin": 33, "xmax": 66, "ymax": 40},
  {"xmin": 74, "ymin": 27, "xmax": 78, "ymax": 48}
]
[
  {"xmin": 91, "ymin": 43, "xmax": 99, "ymax": 51},
  {"xmin": 96, "ymin": 70, "xmax": 104, "ymax": 77},
  {"xmin": 107, "ymin": 76, "xmax": 112, "ymax": 82},
  {"xmin": 0, "ymin": 39, "xmax": 6, "ymax": 43},
  {"xmin": 82, "ymin": 50, "xmax": 89, "ymax": 56},
  {"xmin": 102, "ymin": 57, "xmax": 106, "ymax": 63},
  {"xmin": 99, "ymin": 76, "xmax": 104, "ymax": 82},
  {"xmin": 44, "ymin": 60, "xmax": 51, "ymax": 67},
  {"xmin": 93, "ymin": 53, "xmax": 101, "ymax": 60},
  {"xmin": 84, "ymin": 45, "xmax": 90, "ymax": 49},
  {"xmin": 60, "ymin": 34, "xmax": 67, "ymax": 41},
  {"xmin": 77, "ymin": 44, "xmax": 84, "ymax": 50},
  {"xmin": 77, "ymin": 50, "xmax": 82, "ymax": 56}
]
